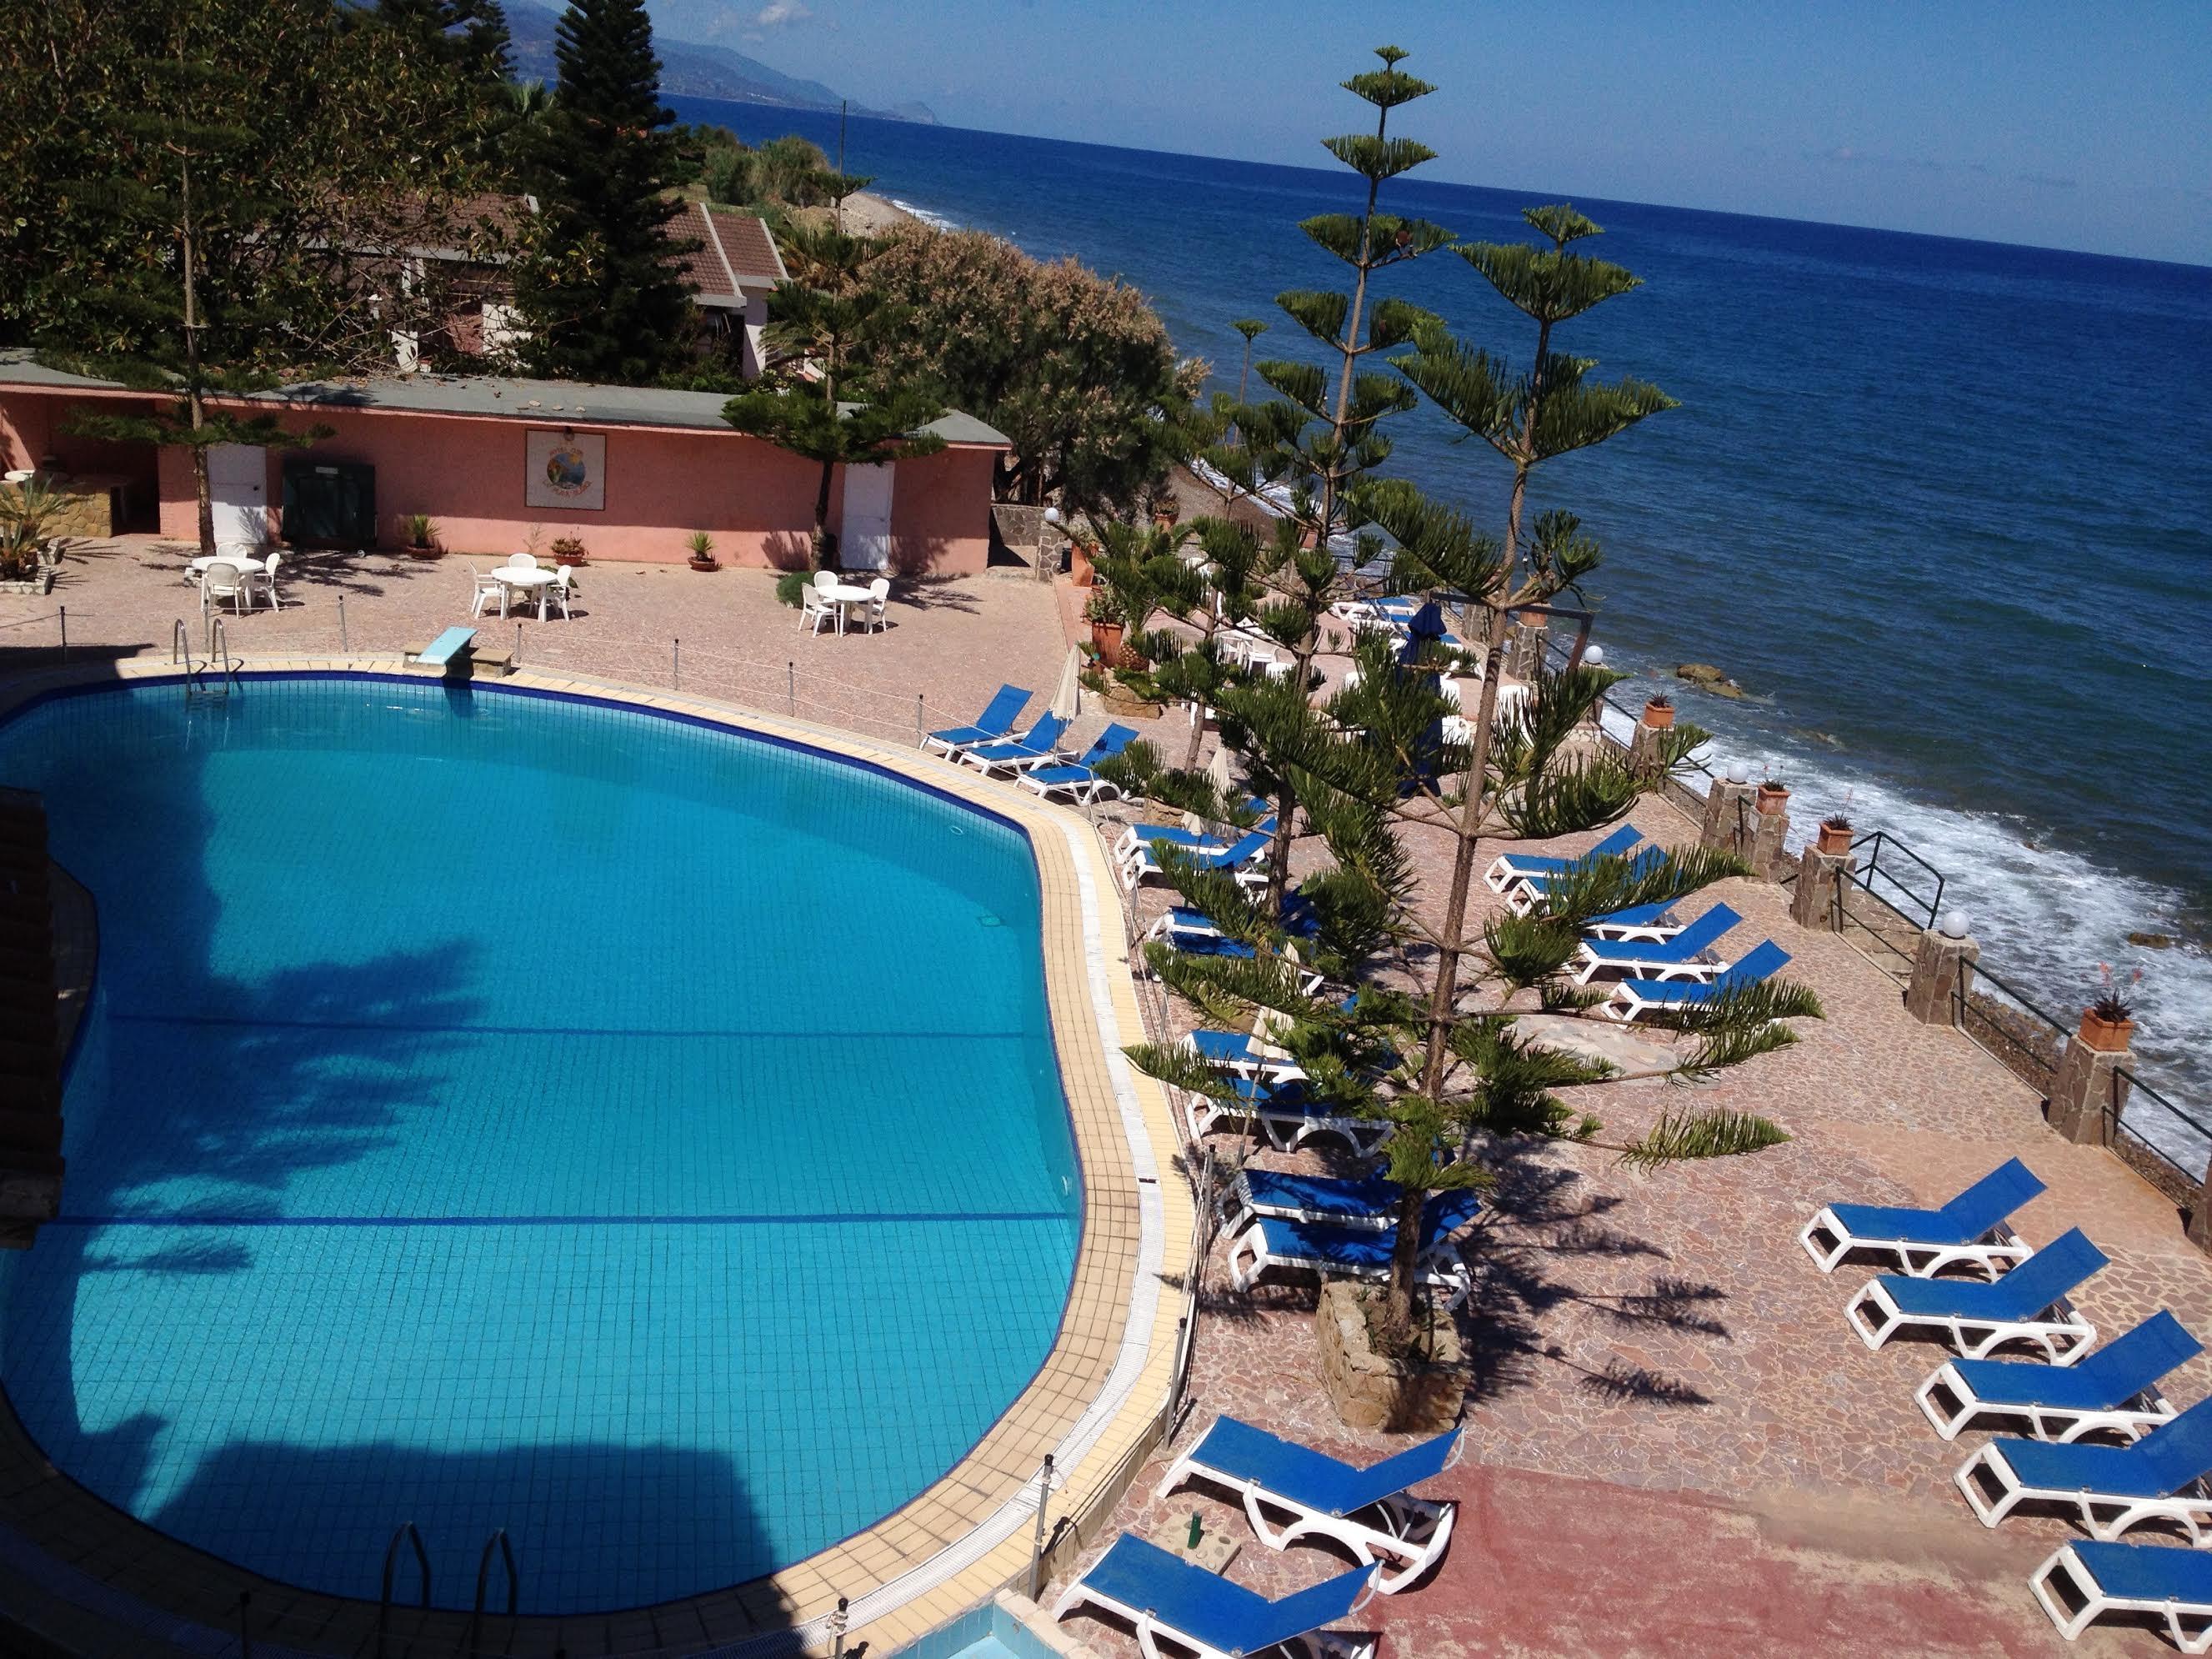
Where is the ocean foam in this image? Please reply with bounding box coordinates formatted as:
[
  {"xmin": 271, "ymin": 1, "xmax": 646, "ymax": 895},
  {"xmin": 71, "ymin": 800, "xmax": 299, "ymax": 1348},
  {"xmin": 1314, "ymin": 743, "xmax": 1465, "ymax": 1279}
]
[{"xmin": 891, "ymin": 198, "xmax": 961, "ymax": 233}]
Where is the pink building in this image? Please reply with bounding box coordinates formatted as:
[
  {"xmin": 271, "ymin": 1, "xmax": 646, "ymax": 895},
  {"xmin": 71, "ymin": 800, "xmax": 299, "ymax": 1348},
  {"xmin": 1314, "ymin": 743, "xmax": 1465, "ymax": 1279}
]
[{"xmin": 0, "ymin": 353, "xmax": 1009, "ymax": 575}]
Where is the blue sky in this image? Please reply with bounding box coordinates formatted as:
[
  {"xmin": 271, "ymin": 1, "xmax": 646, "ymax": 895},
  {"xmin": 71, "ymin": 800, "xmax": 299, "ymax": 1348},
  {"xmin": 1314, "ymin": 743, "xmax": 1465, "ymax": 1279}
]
[{"xmin": 646, "ymin": 0, "xmax": 2212, "ymax": 266}]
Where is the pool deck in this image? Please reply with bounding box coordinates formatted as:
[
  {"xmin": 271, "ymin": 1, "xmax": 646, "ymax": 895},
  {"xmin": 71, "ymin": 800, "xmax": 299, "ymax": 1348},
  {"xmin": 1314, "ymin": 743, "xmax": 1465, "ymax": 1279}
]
[{"xmin": 0, "ymin": 651, "xmax": 1191, "ymax": 1659}]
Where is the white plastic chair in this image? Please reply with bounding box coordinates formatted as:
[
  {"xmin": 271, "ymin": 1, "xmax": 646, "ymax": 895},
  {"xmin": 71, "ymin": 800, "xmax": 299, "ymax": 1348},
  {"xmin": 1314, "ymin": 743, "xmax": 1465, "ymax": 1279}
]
[
  {"xmin": 246, "ymin": 551, "xmax": 283, "ymax": 610},
  {"xmin": 506, "ymin": 553, "xmax": 538, "ymax": 569},
  {"xmin": 468, "ymin": 564, "xmax": 506, "ymax": 619},
  {"xmin": 550, "ymin": 564, "xmax": 575, "ymax": 620},
  {"xmin": 201, "ymin": 560, "xmax": 249, "ymax": 615},
  {"xmin": 853, "ymin": 577, "xmax": 890, "ymax": 634},
  {"xmin": 800, "ymin": 571, "xmax": 840, "ymax": 636}
]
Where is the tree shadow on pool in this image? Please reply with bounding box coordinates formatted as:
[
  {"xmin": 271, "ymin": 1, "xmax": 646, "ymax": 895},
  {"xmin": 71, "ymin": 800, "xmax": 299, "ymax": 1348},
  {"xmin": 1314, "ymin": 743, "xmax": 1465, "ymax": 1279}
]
[{"xmin": 149, "ymin": 1436, "xmax": 795, "ymax": 1628}]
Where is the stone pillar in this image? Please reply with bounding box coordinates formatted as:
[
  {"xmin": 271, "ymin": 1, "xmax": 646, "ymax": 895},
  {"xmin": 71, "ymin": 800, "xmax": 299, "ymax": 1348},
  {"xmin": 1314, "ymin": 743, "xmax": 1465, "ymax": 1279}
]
[
  {"xmin": 1699, "ymin": 779, "xmax": 1756, "ymax": 859},
  {"xmin": 1511, "ymin": 612, "xmax": 1549, "ymax": 678},
  {"xmin": 2049, "ymin": 1018, "xmax": 2132, "ymax": 1147},
  {"xmin": 1904, "ymin": 927, "xmax": 1978, "ymax": 1025},
  {"xmin": 1749, "ymin": 788, "xmax": 1792, "ymax": 878},
  {"xmin": 1627, "ymin": 718, "xmax": 1671, "ymax": 778},
  {"xmin": 1789, "ymin": 843, "xmax": 1857, "ymax": 930}
]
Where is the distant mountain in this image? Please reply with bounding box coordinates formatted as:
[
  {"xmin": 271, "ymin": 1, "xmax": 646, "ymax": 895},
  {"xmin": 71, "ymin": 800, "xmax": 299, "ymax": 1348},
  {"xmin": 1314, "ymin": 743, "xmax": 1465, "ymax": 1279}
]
[{"xmin": 504, "ymin": 1, "xmax": 935, "ymax": 123}]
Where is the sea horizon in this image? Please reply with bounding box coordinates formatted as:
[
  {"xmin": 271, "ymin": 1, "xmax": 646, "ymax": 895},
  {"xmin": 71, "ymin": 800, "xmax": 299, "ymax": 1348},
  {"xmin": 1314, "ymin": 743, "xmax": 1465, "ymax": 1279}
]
[{"xmin": 671, "ymin": 93, "xmax": 2212, "ymax": 1110}]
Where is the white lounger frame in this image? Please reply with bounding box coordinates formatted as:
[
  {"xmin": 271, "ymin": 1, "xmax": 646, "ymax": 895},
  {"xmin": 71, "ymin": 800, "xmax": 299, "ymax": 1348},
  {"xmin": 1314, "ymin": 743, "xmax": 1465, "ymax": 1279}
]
[
  {"xmin": 2032, "ymin": 1544, "xmax": 2212, "ymax": 1652},
  {"xmin": 1844, "ymin": 1277, "xmax": 2094, "ymax": 1364},
  {"xmin": 1568, "ymin": 942, "xmax": 1720, "ymax": 985},
  {"xmin": 1184, "ymin": 1089, "xmax": 1385, "ymax": 1156},
  {"xmin": 1958, "ymin": 1442, "xmax": 2212, "ymax": 1541},
  {"xmin": 1156, "ymin": 1438, "xmax": 1462, "ymax": 1595},
  {"xmin": 1049, "ymin": 1576, "xmax": 1376, "ymax": 1659},
  {"xmin": 1799, "ymin": 1207, "xmax": 2030, "ymax": 1280},
  {"xmin": 1916, "ymin": 1361, "xmax": 2175, "ymax": 1444},
  {"xmin": 1224, "ymin": 1220, "xmax": 1473, "ymax": 1311}
]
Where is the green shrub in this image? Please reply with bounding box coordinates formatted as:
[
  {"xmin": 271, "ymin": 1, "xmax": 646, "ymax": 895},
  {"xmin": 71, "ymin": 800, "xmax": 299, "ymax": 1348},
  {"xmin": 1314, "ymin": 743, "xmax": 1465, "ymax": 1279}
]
[{"xmin": 775, "ymin": 569, "xmax": 808, "ymax": 609}]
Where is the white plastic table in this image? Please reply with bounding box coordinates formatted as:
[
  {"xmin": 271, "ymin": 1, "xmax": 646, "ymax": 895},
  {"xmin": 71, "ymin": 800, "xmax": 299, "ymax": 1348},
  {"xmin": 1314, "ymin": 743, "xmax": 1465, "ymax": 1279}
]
[
  {"xmin": 496, "ymin": 567, "xmax": 556, "ymax": 619},
  {"xmin": 823, "ymin": 582, "xmax": 877, "ymax": 635}
]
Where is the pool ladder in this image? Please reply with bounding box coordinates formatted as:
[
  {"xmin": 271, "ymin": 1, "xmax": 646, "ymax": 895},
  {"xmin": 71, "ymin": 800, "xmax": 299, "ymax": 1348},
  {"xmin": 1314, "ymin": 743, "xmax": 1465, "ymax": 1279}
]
[
  {"xmin": 371, "ymin": 1522, "xmax": 518, "ymax": 1657},
  {"xmin": 173, "ymin": 615, "xmax": 241, "ymax": 695}
]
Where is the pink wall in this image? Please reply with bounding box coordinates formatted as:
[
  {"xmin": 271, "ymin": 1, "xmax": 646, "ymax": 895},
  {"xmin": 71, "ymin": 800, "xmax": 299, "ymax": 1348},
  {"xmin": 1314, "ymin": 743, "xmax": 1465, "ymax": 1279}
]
[{"xmin": 0, "ymin": 389, "xmax": 1000, "ymax": 574}]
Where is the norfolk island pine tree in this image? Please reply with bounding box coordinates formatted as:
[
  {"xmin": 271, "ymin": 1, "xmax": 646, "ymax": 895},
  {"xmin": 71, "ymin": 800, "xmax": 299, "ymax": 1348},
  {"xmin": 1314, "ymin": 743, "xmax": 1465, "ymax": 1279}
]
[{"xmin": 1111, "ymin": 48, "xmax": 1822, "ymax": 1337}]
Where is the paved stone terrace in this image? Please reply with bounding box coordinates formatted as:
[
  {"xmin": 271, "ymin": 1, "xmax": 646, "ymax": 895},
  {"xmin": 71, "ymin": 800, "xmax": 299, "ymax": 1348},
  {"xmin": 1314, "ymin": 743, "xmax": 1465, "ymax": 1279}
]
[
  {"xmin": 0, "ymin": 538, "xmax": 1097, "ymax": 759},
  {"xmin": 1068, "ymin": 787, "xmax": 2212, "ymax": 1656}
]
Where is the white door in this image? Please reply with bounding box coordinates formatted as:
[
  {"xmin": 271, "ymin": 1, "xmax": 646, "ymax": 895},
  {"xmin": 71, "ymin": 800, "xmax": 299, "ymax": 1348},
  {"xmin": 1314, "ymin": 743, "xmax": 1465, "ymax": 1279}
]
[
  {"xmin": 841, "ymin": 461, "xmax": 894, "ymax": 570},
  {"xmin": 208, "ymin": 444, "xmax": 269, "ymax": 553}
]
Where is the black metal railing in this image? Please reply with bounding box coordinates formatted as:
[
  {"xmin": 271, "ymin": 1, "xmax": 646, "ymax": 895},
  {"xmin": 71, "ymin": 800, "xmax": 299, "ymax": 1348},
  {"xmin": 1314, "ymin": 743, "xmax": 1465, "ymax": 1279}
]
[
  {"xmin": 1848, "ymin": 830, "xmax": 1945, "ymax": 931},
  {"xmin": 1954, "ymin": 959, "xmax": 2072, "ymax": 1098},
  {"xmin": 2109, "ymin": 1065, "xmax": 2212, "ymax": 1204}
]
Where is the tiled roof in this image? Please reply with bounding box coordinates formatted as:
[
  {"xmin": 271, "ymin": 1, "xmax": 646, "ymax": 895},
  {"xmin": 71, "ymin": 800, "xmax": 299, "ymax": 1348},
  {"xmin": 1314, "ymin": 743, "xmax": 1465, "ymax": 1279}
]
[
  {"xmin": 668, "ymin": 203, "xmax": 787, "ymax": 304},
  {"xmin": 0, "ymin": 351, "xmax": 1011, "ymax": 448}
]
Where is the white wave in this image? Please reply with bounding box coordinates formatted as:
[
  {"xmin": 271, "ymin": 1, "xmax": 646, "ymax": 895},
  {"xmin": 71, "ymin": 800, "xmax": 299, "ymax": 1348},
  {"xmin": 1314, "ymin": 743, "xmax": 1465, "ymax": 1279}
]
[
  {"xmin": 1681, "ymin": 704, "xmax": 2212, "ymax": 1161},
  {"xmin": 889, "ymin": 197, "xmax": 961, "ymax": 233}
]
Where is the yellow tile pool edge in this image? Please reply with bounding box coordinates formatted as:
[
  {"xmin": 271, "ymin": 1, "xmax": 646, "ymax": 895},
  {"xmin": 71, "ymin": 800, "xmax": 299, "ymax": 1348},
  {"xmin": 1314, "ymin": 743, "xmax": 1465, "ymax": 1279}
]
[{"xmin": 0, "ymin": 657, "xmax": 1194, "ymax": 1659}]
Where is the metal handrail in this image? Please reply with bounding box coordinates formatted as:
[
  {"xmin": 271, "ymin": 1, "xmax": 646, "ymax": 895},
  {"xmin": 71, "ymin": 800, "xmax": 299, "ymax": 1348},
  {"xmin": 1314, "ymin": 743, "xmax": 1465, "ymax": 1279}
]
[
  {"xmin": 466, "ymin": 1528, "xmax": 518, "ymax": 1652},
  {"xmin": 1849, "ymin": 829, "xmax": 1945, "ymax": 929},
  {"xmin": 376, "ymin": 1521, "xmax": 431, "ymax": 1658}
]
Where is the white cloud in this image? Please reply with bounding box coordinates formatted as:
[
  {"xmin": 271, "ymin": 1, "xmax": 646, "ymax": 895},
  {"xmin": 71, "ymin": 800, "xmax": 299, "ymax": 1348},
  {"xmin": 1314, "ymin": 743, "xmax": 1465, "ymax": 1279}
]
[{"xmin": 752, "ymin": 1, "xmax": 810, "ymax": 25}]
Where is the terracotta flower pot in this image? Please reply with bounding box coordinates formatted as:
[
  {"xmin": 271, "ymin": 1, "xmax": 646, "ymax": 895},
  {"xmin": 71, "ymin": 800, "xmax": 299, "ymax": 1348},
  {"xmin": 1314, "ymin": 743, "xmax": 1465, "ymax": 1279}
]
[
  {"xmin": 1755, "ymin": 782, "xmax": 1790, "ymax": 816},
  {"xmin": 2078, "ymin": 1011, "xmax": 2135, "ymax": 1053},
  {"xmin": 405, "ymin": 543, "xmax": 442, "ymax": 561},
  {"xmin": 1090, "ymin": 619, "xmax": 1125, "ymax": 662},
  {"xmin": 1069, "ymin": 543, "xmax": 1095, "ymax": 587},
  {"xmin": 1641, "ymin": 699, "xmax": 1675, "ymax": 730},
  {"xmin": 688, "ymin": 556, "xmax": 718, "ymax": 572},
  {"xmin": 1816, "ymin": 821, "xmax": 1854, "ymax": 855}
]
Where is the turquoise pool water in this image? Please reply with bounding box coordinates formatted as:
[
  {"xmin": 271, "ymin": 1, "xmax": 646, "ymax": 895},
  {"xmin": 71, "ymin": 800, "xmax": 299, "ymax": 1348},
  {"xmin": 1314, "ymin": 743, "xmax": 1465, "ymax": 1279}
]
[{"xmin": 0, "ymin": 676, "xmax": 1081, "ymax": 1614}]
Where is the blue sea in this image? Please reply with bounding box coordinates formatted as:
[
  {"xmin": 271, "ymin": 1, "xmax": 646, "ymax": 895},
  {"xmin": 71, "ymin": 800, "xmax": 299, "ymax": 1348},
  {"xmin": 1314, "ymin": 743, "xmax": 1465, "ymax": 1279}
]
[{"xmin": 672, "ymin": 97, "xmax": 2212, "ymax": 1095}]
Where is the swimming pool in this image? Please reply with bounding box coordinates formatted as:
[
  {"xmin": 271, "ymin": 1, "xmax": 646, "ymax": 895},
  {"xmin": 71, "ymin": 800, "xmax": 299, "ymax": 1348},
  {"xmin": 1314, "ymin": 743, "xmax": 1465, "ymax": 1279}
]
[{"xmin": 0, "ymin": 676, "xmax": 1082, "ymax": 1614}]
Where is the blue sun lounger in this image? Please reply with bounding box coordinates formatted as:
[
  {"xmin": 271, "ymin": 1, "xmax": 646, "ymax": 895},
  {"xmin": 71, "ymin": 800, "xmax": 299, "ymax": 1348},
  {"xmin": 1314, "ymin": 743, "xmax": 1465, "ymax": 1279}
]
[
  {"xmin": 1182, "ymin": 1028, "xmax": 1304, "ymax": 1085},
  {"xmin": 1846, "ymin": 1226, "xmax": 2104, "ymax": 1363},
  {"xmin": 957, "ymin": 711, "xmax": 1069, "ymax": 774},
  {"xmin": 1482, "ymin": 823, "xmax": 1642, "ymax": 895},
  {"xmin": 1224, "ymin": 1168, "xmax": 1404, "ymax": 1233},
  {"xmin": 1053, "ymin": 1535, "xmax": 1377, "ymax": 1659},
  {"xmin": 1112, "ymin": 800, "xmax": 1274, "ymax": 861},
  {"xmin": 1957, "ymin": 1392, "xmax": 2212, "ymax": 1541},
  {"xmin": 1185, "ymin": 1076, "xmax": 1385, "ymax": 1155},
  {"xmin": 1919, "ymin": 1311, "xmax": 2200, "ymax": 1443},
  {"xmin": 1120, "ymin": 825, "xmax": 1274, "ymax": 892},
  {"xmin": 1570, "ymin": 902, "xmax": 1742, "ymax": 983},
  {"xmin": 921, "ymin": 683, "xmax": 1030, "ymax": 756},
  {"xmin": 1016, "ymin": 723, "xmax": 1139, "ymax": 804},
  {"xmin": 1584, "ymin": 899, "xmax": 1684, "ymax": 942},
  {"xmin": 2034, "ymin": 1539, "xmax": 2212, "ymax": 1651},
  {"xmin": 1227, "ymin": 1190, "xmax": 1482, "ymax": 1310},
  {"xmin": 1159, "ymin": 1416, "xmax": 1462, "ymax": 1595},
  {"xmin": 1599, "ymin": 940, "xmax": 1792, "ymax": 1021},
  {"xmin": 1799, "ymin": 1156, "xmax": 2044, "ymax": 1278}
]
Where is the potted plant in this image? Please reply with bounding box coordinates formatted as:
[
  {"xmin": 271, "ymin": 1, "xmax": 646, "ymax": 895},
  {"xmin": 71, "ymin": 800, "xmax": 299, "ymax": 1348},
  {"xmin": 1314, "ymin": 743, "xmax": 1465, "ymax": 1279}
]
[
  {"xmin": 686, "ymin": 531, "xmax": 718, "ymax": 572},
  {"xmin": 1755, "ymin": 776, "xmax": 1789, "ymax": 816},
  {"xmin": 399, "ymin": 513, "xmax": 442, "ymax": 559},
  {"xmin": 1069, "ymin": 534, "xmax": 1097, "ymax": 588},
  {"xmin": 1816, "ymin": 790, "xmax": 1854, "ymax": 855},
  {"xmin": 550, "ymin": 534, "xmax": 588, "ymax": 569},
  {"xmin": 1084, "ymin": 587, "xmax": 1127, "ymax": 664},
  {"xmin": 0, "ymin": 480, "xmax": 61, "ymax": 594},
  {"xmin": 1147, "ymin": 482, "xmax": 1180, "ymax": 531},
  {"xmin": 1640, "ymin": 692, "xmax": 1675, "ymax": 729},
  {"xmin": 2079, "ymin": 965, "xmax": 2142, "ymax": 1052}
]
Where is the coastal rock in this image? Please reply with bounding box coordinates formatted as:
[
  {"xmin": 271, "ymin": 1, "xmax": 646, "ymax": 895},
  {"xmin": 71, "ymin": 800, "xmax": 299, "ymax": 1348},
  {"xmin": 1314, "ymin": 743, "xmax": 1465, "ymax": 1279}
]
[
  {"xmin": 1675, "ymin": 663, "xmax": 1748, "ymax": 699},
  {"xmin": 2128, "ymin": 931, "xmax": 2175, "ymax": 950}
]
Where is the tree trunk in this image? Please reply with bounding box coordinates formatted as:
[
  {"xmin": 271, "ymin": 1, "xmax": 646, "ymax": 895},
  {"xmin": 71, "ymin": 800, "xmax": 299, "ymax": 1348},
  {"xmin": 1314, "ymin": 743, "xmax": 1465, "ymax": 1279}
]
[
  {"xmin": 1385, "ymin": 1183, "xmax": 1426, "ymax": 1318},
  {"xmin": 813, "ymin": 455, "xmax": 834, "ymax": 567}
]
